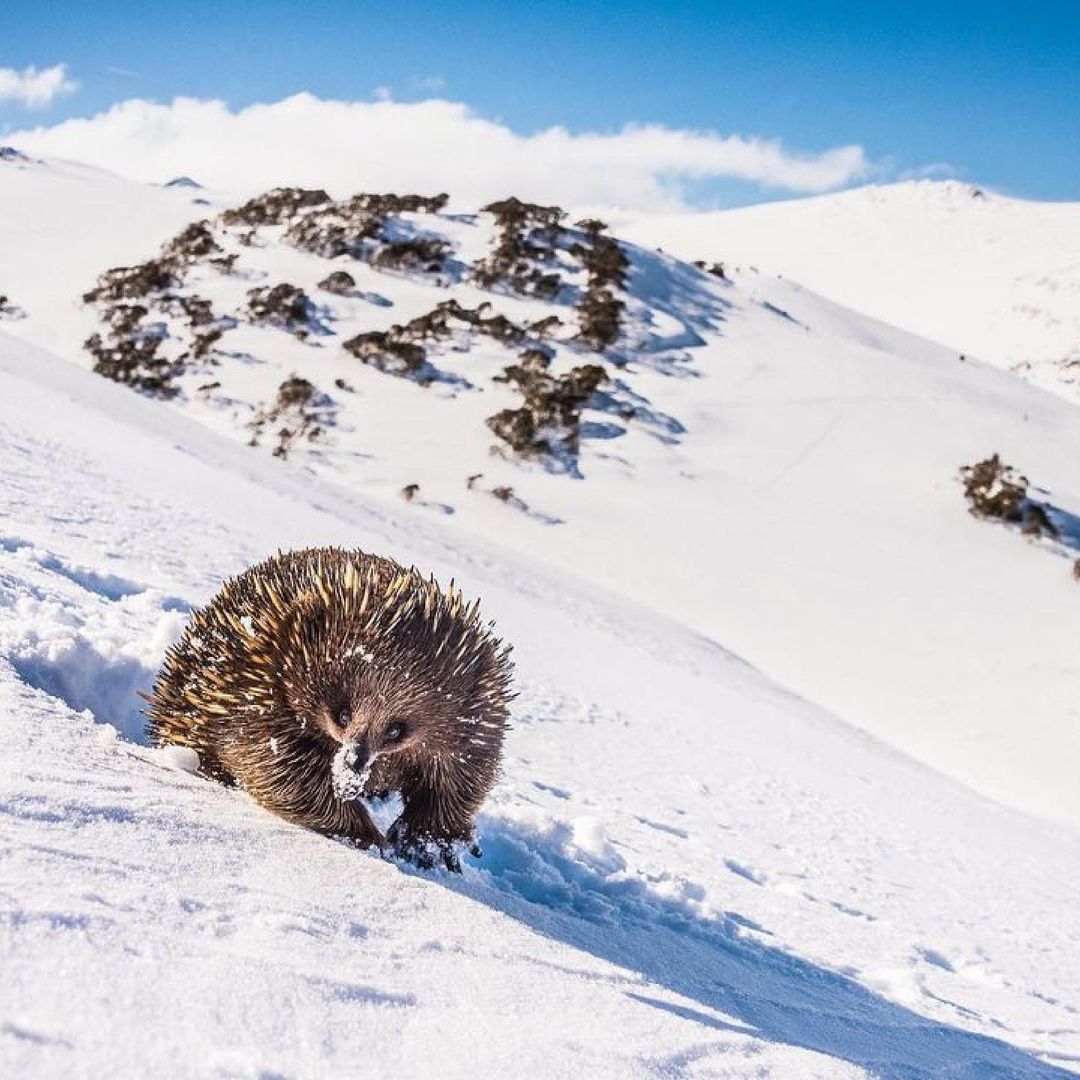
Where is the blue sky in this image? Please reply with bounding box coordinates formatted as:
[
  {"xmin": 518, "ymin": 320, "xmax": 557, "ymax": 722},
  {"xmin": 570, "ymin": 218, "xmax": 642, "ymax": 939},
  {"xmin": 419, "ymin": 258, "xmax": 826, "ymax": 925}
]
[{"xmin": 2, "ymin": 0, "xmax": 1078, "ymax": 206}]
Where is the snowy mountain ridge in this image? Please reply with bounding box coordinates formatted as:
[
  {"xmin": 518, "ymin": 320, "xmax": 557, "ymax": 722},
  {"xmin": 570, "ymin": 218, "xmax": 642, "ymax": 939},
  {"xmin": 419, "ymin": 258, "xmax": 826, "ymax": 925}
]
[{"xmin": 617, "ymin": 179, "xmax": 1080, "ymax": 404}]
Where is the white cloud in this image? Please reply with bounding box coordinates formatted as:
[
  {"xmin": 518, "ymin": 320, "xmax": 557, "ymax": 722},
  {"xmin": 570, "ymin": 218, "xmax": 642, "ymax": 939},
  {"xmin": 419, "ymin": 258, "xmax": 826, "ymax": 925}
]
[
  {"xmin": 0, "ymin": 64, "xmax": 77, "ymax": 109},
  {"xmin": 8, "ymin": 92, "xmax": 871, "ymax": 210}
]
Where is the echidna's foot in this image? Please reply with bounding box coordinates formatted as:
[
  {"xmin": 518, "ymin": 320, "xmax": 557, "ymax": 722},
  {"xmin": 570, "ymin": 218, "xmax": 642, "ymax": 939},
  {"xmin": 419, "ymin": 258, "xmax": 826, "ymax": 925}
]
[
  {"xmin": 333, "ymin": 820, "xmax": 387, "ymax": 851},
  {"xmin": 339, "ymin": 825, "xmax": 386, "ymax": 851},
  {"xmin": 387, "ymin": 818, "xmax": 470, "ymax": 873}
]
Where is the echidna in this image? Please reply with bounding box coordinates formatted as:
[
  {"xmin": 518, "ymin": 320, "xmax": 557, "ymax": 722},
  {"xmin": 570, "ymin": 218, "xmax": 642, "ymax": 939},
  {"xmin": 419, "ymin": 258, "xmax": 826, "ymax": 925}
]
[{"xmin": 147, "ymin": 547, "xmax": 514, "ymax": 869}]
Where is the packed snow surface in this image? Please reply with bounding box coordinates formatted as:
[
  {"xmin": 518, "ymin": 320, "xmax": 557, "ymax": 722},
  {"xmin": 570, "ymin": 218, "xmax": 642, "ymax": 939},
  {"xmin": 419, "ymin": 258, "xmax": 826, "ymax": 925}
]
[{"xmin": 2, "ymin": 156, "xmax": 1080, "ymax": 1077}]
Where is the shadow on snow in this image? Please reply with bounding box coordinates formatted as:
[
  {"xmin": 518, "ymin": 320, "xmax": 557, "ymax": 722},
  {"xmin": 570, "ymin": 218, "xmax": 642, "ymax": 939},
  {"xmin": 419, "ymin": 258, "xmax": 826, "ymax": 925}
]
[{"xmin": 430, "ymin": 815, "xmax": 1070, "ymax": 1080}]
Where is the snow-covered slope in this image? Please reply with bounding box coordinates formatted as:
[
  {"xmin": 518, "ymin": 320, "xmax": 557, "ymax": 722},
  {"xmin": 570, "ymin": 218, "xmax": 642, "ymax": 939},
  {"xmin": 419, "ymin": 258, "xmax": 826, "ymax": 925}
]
[
  {"xmin": 616, "ymin": 180, "xmax": 1080, "ymax": 402},
  {"xmin": 4, "ymin": 153, "xmax": 1080, "ymax": 1076},
  {"xmin": 3, "ymin": 331, "xmax": 1080, "ymax": 1078},
  {"xmin": 0, "ymin": 153, "xmax": 209, "ymax": 358},
  {"xmin": 3, "ymin": 156, "xmax": 1080, "ymax": 835}
]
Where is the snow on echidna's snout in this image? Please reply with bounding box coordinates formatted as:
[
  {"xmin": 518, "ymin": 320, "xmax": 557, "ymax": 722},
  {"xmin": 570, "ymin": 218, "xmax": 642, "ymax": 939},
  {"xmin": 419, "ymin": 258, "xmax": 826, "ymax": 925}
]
[
  {"xmin": 146, "ymin": 547, "xmax": 515, "ymax": 870},
  {"xmin": 331, "ymin": 741, "xmax": 375, "ymax": 802}
]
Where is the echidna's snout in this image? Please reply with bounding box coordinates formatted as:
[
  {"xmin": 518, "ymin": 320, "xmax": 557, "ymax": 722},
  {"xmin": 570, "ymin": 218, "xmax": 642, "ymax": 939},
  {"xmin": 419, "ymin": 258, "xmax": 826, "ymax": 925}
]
[
  {"xmin": 342, "ymin": 741, "xmax": 366, "ymax": 773},
  {"xmin": 330, "ymin": 739, "xmax": 377, "ymax": 802}
]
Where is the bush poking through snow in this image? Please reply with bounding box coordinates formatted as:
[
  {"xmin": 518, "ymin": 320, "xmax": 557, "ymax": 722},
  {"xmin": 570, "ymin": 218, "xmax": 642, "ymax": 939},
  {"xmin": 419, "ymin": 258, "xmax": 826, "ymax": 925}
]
[
  {"xmin": 693, "ymin": 259, "xmax": 728, "ymax": 280},
  {"xmin": 83, "ymin": 259, "xmax": 179, "ymax": 304},
  {"xmin": 84, "ymin": 319, "xmax": 178, "ymax": 398},
  {"xmin": 350, "ymin": 192, "xmax": 449, "ymax": 216},
  {"xmin": 572, "ymin": 220, "xmax": 629, "ymax": 352},
  {"xmin": 959, "ymin": 454, "xmax": 1059, "ymax": 539},
  {"xmin": 84, "ymin": 220, "xmax": 228, "ymax": 306},
  {"xmin": 161, "ymin": 220, "xmax": 222, "ymax": 266},
  {"xmin": 318, "ymin": 270, "xmax": 356, "ymax": 295},
  {"xmin": 283, "ymin": 191, "xmax": 450, "ymax": 275},
  {"xmin": 370, "ymin": 237, "xmax": 451, "ymax": 275},
  {"xmin": 248, "ymin": 376, "xmax": 330, "ymax": 458},
  {"xmin": 0, "ymin": 295, "xmax": 26, "ymax": 321},
  {"xmin": 285, "ymin": 207, "xmax": 380, "ymax": 260},
  {"xmin": 246, "ymin": 283, "xmax": 313, "ymax": 333},
  {"xmin": 343, "ymin": 300, "xmax": 528, "ymax": 384},
  {"xmin": 576, "ymin": 289, "xmax": 625, "ymax": 352},
  {"xmin": 343, "ymin": 331, "xmax": 427, "ymax": 377},
  {"xmin": 221, "ymin": 187, "xmax": 331, "ymax": 227},
  {"xmin": 473, "ymin": 197, "xmax": 566, "ymax": 299},
  {"xmin": 487, "ymin": 351, "xmax": 607, "ymax": 462},
  {"xmin": 961, "ymin": 455, "xmax": 1028, "ymax": 524}
]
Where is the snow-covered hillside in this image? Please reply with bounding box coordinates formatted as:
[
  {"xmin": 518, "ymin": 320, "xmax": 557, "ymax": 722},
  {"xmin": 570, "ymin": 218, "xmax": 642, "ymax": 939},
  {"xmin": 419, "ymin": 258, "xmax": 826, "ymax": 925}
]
[
  {"xmin": 617, "ymin": 180, "xmax": 1080, "ymax": 402},
  {"xmin": 3, "ymin": 152, "xmax": 1080, "ymax": 1077},
  {"xmin": 3, "ymin": 331, "xmax": 1080, "ymax": 1078},
  {"xmin": 3, "ymin": 155, "xmax": 1080, "ymax": 830}
]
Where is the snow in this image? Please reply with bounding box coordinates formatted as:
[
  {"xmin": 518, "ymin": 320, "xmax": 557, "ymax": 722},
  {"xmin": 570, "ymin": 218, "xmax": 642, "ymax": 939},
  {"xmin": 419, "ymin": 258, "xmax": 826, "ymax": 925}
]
[
  {"xmin": 2, "ymin": 157, "xmax": 1080, "ymax": 1076},
  {"xmin": 331, "ymin": 742, "xmax": 376, "ymax": 803},
  {"xmin": 616, "ymin": 180, "xmax": 1080, "ymax": 403}
]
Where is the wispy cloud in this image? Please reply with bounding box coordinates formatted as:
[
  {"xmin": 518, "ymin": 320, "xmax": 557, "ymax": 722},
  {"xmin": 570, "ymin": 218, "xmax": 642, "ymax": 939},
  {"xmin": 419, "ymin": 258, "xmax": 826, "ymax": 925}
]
[
  {"xmin": 8, "ymin": 92, "xmax": 871, "ymax": 210},
  {"xmin": 411, "ymin": 75, "xmax": 445, "ymax": 93},
  {"xmin": 897, "ymin": 162, "xmax": 959, "ymax": 182},
  {"xmin": 0, "ymin": 64, "xmax": 77, "ymax": 109}
]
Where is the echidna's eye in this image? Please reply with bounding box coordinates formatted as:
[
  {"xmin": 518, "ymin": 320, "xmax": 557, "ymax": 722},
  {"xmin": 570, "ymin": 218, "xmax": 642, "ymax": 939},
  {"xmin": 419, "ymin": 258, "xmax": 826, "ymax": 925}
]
[
  {"xmin": 335, "ymin": 709, "xmax": 350, "ymax": 729},
  {"xmin": 384, "ymin": 721, "xmax": 406, "ymax": 743}
]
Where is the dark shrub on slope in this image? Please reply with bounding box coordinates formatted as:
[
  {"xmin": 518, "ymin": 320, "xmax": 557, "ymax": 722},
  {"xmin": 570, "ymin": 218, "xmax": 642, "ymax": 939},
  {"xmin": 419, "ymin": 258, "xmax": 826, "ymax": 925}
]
[
  {"xmin": 960, "ymin": 454, "xmax": 1059, "ymax": 539},
  {"xmin": 222, "ymin": 187, "xmax": 331, "ymax": 227},
  {"xmin": 487, "ymin": 351, "xmax": 607, "ymax": 461}
]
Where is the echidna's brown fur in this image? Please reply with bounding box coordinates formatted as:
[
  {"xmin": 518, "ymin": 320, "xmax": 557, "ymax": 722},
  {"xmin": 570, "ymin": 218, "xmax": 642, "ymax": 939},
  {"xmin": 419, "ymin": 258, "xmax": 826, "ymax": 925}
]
[{"xmin": 147, "ymin": 547, "xmax": 514, "ymax": 868}]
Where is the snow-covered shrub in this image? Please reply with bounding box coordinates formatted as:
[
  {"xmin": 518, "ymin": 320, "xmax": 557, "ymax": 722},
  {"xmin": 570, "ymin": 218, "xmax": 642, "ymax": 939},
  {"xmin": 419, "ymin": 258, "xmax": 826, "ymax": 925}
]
[
  {"xmin": 248, "ymin": 376, "xmax": 330, "ymax": 458},
  {"xmin": 693, "ymin": 259, "xmax": 727, "ymax": 280},
  {"xmin": 576, "ymin": 288, "xmax": 624, "ymax": 352},
  {"xmin": 221, "ymin": 187, "xmax": 331, "ymax": 227},
  {"xmin": 84, "ymin": 317, "xmax": 178, "ymax": 398},
  {"xmin": 347, "ymin": 192, "xmax": 448, "ymax": 215},
  {"xmin": 342, "ymin": 300, "xmax": 528, "ymax": 385},
  {"xmin": 473, "ymin": 197, "xmax": 566, "ymax": 299},
  {"xmin": 318, "ymin": 270, "xmax": 357, "ymax": 295},
  {"xmin": 246, "ymin": 283, "xmax": 313, "ymax": 332},
  {"xmin": 487, "ymin": 352, "xmax": 607, "ymax": 461},
  {"xmin": 285, "ymin": 208, "xmax": 377, "ymax": 259},
  {"xmin": 83, "ymin": 259, "xmax": 179, "ymax": 304},
  {"xmin": 342, "ymin": 330, "xmax": 427, "ymax": 376},
  {"xmin": 284, "ymin": 192, "xmax": 450, "ymax": 274},
  {"xmin": 370, "ymin": 237, "xmax": 450, "ymax": 274},
  {"xmin": 0, "ymin": 294, "xmax": 26, "ymax": 320},
  {"xmin": 572, "ymin": 221, "xmax": 629, "ymax": 352},
  {"xmin": 161, "ymin": 220, "xmax": 222, "ymax": 265},
  {"xmin": 960, "ymin": 454, "xmax": 1059, "ymax": 539},
  {"xmin": 961, "ymin": 454, "xmax": 1028, "ymax": 523}
]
